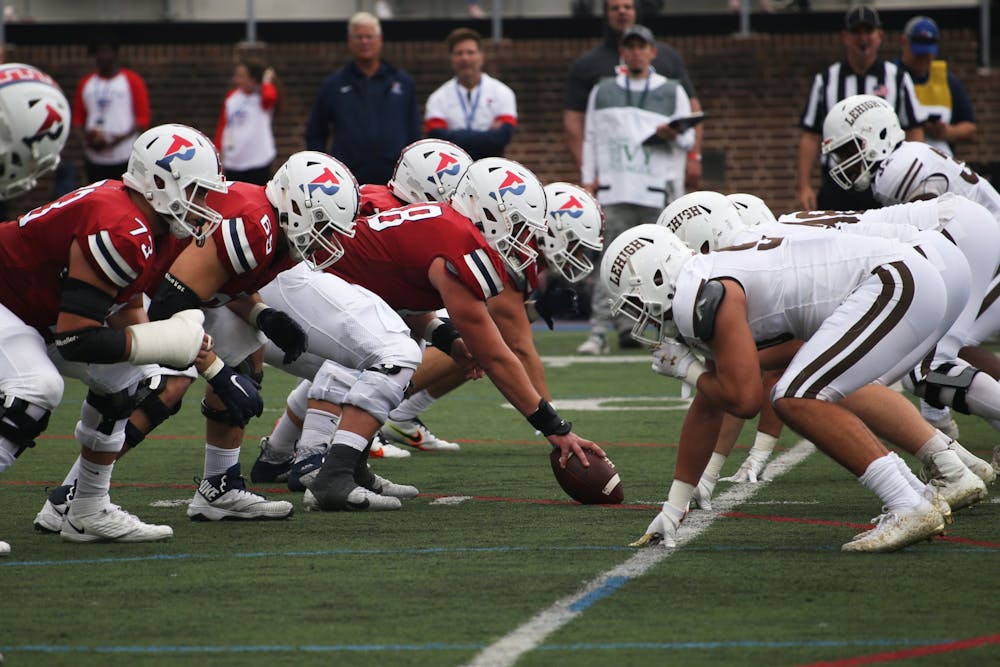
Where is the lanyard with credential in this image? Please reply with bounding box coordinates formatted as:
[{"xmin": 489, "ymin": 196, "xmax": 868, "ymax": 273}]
[
  {"xmin": 624, "ymin": 74, "xmax": 651, "ymax": 109},
  {"xmin": 454, "ymin": 80, "xmax": 482, "ymax": 130}
]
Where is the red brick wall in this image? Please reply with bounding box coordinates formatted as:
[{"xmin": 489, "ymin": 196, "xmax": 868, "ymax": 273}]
[{"xmin": 7, "ymin": 28, "xmax": 996, "ymax": 216}]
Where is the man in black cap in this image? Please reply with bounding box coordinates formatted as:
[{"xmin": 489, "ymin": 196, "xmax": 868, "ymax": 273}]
[
  {"xmin": 896, "ymin": 15, "xmax": 976, "ymax": 156},
  {"xmin": 796, "ymin": 5, "xmax": 925, "ymax": 211}
]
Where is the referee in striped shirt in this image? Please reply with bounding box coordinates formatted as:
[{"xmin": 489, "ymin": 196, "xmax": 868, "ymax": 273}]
[{"xmin": 797, "ymin": 6, "xmax": 926, "ymax": 211}]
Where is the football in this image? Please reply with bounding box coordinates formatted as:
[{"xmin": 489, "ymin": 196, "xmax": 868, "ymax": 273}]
[{"xmin": 549, "ymin": 448, "xmax": 624, "ymax": 504}]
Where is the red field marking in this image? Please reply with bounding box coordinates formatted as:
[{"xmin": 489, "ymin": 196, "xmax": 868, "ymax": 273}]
[{"xmin": 791, "ymin": 632, "xmax": 1000, "ymax": 667}]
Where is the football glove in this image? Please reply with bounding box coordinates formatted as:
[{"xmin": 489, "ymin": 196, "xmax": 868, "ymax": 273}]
[
  {"xmin": 650, "ymin": 339, "xmax": 707, "ymax": 386},
  {"xmin": 255, "ymin": 307, "xmax": 308, "ymax": 364},
  {"xmin": 205, "ymin": 363, "xmax": 264, "ymax": 428},
  {"xmin": 629, "ymin": 509, "xmax": 680, "ymax": 548},
  {"xmin": 720, "ymin": 448, "xmax": 772, "ymax": 483}
]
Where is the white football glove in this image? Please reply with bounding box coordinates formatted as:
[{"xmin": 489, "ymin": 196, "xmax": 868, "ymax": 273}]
[
  {"xmin": 127, "ymin": 309, "xmax": 205, "ymax": 369},
  {"xmin": 689, "ymin": 476, "xmax": 715, "ymax": 511},
  {"xmin": 629, "ymin": 509, "xmax": 680, "ymax": 548},
  {"xmin": 720, "ymin": 448, "xmax": 772, "ymax": 483},
  {"xmin": 651, "ymin": 339, "xmax": 707, "ymax": 386}
]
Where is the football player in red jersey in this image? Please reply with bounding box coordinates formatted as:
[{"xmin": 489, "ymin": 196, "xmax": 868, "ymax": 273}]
[{"xmin": 0, "ymin": 123, "xmax": 227, "ymax": 544}]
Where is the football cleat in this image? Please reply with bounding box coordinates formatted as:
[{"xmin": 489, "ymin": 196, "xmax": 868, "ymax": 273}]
[
  {"xmin": 286, "ymin": 452, "xmax": 326, "ymax": 492},
  {"xmin": 302, "ymin": 486, "xmax": 402, "ymax": 512},
  {"xmin": 942, "ymin": 441, "xmax": 996, "ymax": 486},
  {"xmin": 0, "ymin": 540, "xmax": 10, "ymax": 556},
  {"xmin": 356, "ymin": 462, "xmax": 419, "ymax": 499},
  {"xmin": 33, "ymin": 484, "xmax": 74, "ymax": 533},
  {"xmin": 576, "ymin": 332, "xmax": 609, "ymax": 356},
  {"xmin": 380, "ymin": 418, "xmax": 460, "ymax": 452},
  {"xmin": 993, "ymin": 445, "xmax": 1000, "ymax": 477},
  {"xmin": 923, "ymin": 449, "xmax": 989, "ymax": 511},
  {"xmin": 369, "ymin": 432, "xmax": 411, "ymax": 458},
  {"xmin": 187, "ymin": 464, "xmax": 293, "ymax": 521},
  {"xmin": 61, "ymin": 498, "xmax": 173, "ymax": 543},
  {"xmin": 250, "ymin": 436, "xmax": 294, "ymax": 483},
  {"xmin": 841, "ymin": 503, "xmax": 945, "ymax": 553}
]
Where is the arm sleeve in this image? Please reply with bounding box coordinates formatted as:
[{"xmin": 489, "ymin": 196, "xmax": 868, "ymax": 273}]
[
  {"xmin": 124, "ymin": 70, "xmax": 151, "ymax": 130},
  {"xmin": 259, "ymin": 81, "xmax": 279, "ymax": 111}
]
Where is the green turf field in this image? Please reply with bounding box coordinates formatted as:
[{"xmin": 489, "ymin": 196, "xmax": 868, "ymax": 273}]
[{"xmin": 1, "ymin": 330, "xmax": 997, "ymax": 666}]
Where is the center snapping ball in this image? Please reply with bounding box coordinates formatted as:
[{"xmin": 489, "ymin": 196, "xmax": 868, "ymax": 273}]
[{"xmin": 549, "ymin": 448, "xmax": 624, "ymax": 504}]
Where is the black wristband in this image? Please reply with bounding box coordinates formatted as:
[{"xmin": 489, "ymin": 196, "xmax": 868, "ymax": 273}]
[
  {"xmin": 526, "ymin": 399, "xmax": 572, "ymax": 436},
  {"xmin": 430, "ymin": 319, "xmax": 461, "ymax": 355}
]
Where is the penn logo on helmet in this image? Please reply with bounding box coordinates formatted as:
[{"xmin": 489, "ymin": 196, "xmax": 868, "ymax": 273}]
[
  {"xmin": 154, "ymin": 135, "xmax": 197, "ymax": 170},
  {"xmin": 551, "ymin": 195, "xmax": 584, "ymax": 220},
  {"xmin": 433, "ymin": 153, "xmax": 461, "ymax": 180},
  {"xmin": 495, "ymin": 170, "xmax": 526, "ymax": 198},
  {"xmin": 23, "ymin": 103, "xmax": 65, "ymax": 147},
  {"xmin": 304, "ymin": 167, "xmax": 341, "ymax": 196}
]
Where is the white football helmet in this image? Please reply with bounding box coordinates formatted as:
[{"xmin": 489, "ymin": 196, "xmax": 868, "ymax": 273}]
[
  {"xmin": 388, "ymin": 138, "xmax": 472, "ymax": 204},
  {"xmin": 727, "ymin": 193, "xmax": 777, "ymax": 227},
  {"xmin": 600, "ymin": 224, "xmax": 694, "ymax": 346},
  {"xmin": 822, "ymin": 94, "xmax": 904, "ymax": 192},
  {"xmin": 538, "ymin": 182, "xmax": 605, "ymax": 283},
  {"xmin": 450, "ymin": 157, "xmax": 547, "ymax": 272},
  {"xmin": 656, "ymin": 191, "xmax": 745, "ymax": 253},
  {"xmin": 0, "ymin": 63, "xmax": 71, "ymax": 200},
  {"xmin": 122, "ymin": 123, "xmax": 227, "ymax": 245},
  {"xmin": 266, "ymin": 151, "xmax": 359, "ymax": 271}
]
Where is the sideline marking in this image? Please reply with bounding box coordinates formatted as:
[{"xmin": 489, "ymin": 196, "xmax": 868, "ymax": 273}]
[{"xmin": 462, "ymin": 441, "xmax": 817, "ymax": 667}]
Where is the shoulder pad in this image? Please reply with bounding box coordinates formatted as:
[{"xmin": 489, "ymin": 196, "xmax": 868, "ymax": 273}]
[{"xmin": 693, "ymin": 280, "xmax": 726, "ymax": 342}]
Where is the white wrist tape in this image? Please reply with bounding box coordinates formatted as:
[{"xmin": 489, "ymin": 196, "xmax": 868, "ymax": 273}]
[
  {"xmin": 683, "ymin": 358, "xmax": 708, "ymax": 387},
  {"xmin": 249, "ymin": 302, "xmax": 270, "ymax": 327},
  {"xmin": 201, "ymin": 356, "xmax": 225, "ymax": 380},
  {"xmin": 127, "ymin": 309, "xmax": 204, "ymax": 368}
]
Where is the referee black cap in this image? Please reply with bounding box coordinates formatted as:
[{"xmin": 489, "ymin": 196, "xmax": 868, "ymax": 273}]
[{"xmin": 844, "ymin": 6, "xmax": 882, "ymax": 31}]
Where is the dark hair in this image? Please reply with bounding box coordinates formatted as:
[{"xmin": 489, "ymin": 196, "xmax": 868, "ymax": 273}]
[
  {"xmin": 446, "ymin": 27, "xmax": 482, "ymax": 53},
  {"xmin": 86, "ymin": 38, "xmax": 119, "ymax": 57},
  {"xmin": 239, "ymin": 59, "xmax": 266, "ymax": 84}
]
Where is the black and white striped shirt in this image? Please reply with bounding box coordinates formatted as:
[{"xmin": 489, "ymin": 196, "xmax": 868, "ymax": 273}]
[{"xmin": 800, "ymin": 59, "xmax": 925, "ymax": 169}]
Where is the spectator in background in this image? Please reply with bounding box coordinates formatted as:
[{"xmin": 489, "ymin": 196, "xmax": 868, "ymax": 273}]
[
  {"xmin": 577, "ymin": 25, "xmax": 695, "ymax": 355},
  {"xmin": 564, "ymin": 0, "xmax": 702, "ymax": 190},
  {"xmin": 797, "ymin": 6, "xmax": 924, "ymax": 211},
  {"xmin": 897, "ymin": 16, "xmax": 976, "ymax": 157},
  {"xmin": 214, "ymin": 60, "xmax": 279, "ymax": 186},
  {"xmin": 423, "ymin": 28, "xmax": 517, "ymax": 160},
  {"xmin": 72, "ymin": 39, "xmax": 150, "ymax": 183},
  {"xmin": 305, "ymin": 12, "xmax": 420, "ymax": 186}
]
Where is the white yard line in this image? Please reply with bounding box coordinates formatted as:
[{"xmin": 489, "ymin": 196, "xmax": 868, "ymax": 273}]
[{"xmin": 463, "ymin": 440, "xmax": 817, "ymax": 667}]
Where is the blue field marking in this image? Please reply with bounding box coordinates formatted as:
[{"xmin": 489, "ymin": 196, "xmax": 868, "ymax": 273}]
[
  {"xmin": 568, "ymin": 575, "xmax": 629, "ymax": 612},
  {"xmin": 0, "ymin": 638, "xmax": 957, "ymax": 655}
]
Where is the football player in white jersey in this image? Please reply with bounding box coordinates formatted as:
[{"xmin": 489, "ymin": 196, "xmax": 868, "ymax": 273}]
[
  {"xmin": 604, "ymin": 222, "xmax": 957, "ymax": 552},
  {"xmin": 823, "ymin": 94, "xmax": 1000, "ymax": 451},
  {"xmin": 659, "ymin": 191, "xmax": 993, "ymax": 514}
]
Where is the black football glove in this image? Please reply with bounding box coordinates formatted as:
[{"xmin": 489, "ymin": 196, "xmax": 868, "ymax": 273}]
[
  {"xmin": 256, "ymin": 307, "xmax": 308, "ymax": 364},
  {"xmin": 534, "ymin": 287, "xmax": 580, "ymax": 330},
  {"xmin": 206, "ymin": 364, "xmax": 264, "ymax": 428}
]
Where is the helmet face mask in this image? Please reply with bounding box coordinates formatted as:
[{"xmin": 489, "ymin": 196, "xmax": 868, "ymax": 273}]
[
  {"xmin": 656, "ymin": 191, "xmax": 745, "ymax": 253},
  {"xmin": 0, "ymin": 63, "xmax": 71, "ymax": 201},
  {"xmin": 822, "ymin": 94, "xmax": 904, "ymax": 192},
  {"xmin": 388, "ymin": 138, "xmax": 472, "ymax": 204},
  {"xmin": 600, "ymin": 224, "xmax": 692, "ymax": 346},
  {"xmin": 122, "ymin": 123, "xmax": 227, "ymax": 245},
  {"xmin": 539, "ymin": 182, "xmax": 605, "ymax": 283},
  {"xmin": 450, "ymin": 157, "xmax": 547, "ymax": 273},
  {"xmin": 266, "ymin": 151, "xmax": 359, "ymax": 271}
]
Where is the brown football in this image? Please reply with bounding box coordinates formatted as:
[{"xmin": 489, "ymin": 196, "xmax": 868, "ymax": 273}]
[{"xmin": 549, "ymin": 448, "xmax": 624, "ymax": 504}]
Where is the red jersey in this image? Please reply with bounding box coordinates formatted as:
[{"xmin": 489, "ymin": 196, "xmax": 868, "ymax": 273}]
[
  {"xmin": 202, "ymin": 182, "xmax": 296, "ymax": 306},
  {"xmin": 359, "ymin": 183, "xmax": 405, "ymax": 217},
  {"xmin": 329, "ymin": 202, "xmax": 507, "ymax": 313},
  {"xmin": 0, "ymin": 180, "xmax": 174, "ymax": 334}
]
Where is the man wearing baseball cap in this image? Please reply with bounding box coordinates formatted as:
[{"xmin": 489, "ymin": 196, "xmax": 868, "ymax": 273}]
[
  {"xmin": 897, "ymin": 15, "xmax": 977, "ymax": 156},
  {"xmin": 797, "ymin": 5, "xmax": 925, "ymax": 211}
]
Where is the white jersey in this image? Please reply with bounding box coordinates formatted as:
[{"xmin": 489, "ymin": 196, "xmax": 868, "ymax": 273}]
[
  {"xmin": 773, "ymin": 195, "xmax": 954, "ymax": 243},
  {"xmin": 873, "ymin": 142, "xmax": 1000, "ymax": 221},
  {"xmin": 673, "ymin": 234, "xmax": 913, "ymax": 354},
  {"xmin": 424, "ymin": 72, "xmax": 517, "ymax": 133}
]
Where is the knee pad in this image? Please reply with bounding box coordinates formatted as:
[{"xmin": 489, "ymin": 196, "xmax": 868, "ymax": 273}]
[
  {"xmin": 133, "ymin": 374, "xmax": 183, "ymax": 430},
  {"xmin": 342, "ymin": 365, "xmax": 415, "ymax": 424},
  {"xmin": 84, "ymin": 386, "xmax": 137, "ymax": 436},
  {"xmin": 921, "ymin": 363, "xmax": 978, "ymax": 414},
  {"xmin": 75, "ymin": 399, "xmax": 126, "ymax": 453},
  {"xmin": 0, "ymin": 394, "xmax": 52, "ymax": 454}
]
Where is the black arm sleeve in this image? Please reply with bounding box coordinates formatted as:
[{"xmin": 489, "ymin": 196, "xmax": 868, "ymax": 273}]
[
  {"xmin": 148, "ymin": 273, "xmax": 204, "ymax": 321},
  {"xmin": 58, "ymin": 277, "xmax": 115, "ymax": 322},
  {"xmin": 54, "ymin": 326, "xmax": 127, "ymax": 364}
]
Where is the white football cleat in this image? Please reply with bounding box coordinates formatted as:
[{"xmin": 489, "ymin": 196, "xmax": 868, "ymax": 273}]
[
  {"xmin": 369, "ymin": 432, "xmax": 411, "ymax": 459},
  {"xmin": 943, "ymin": 441, "xmax": 996, "ymax": 486},
  {"xmin": 380, "ymin": 418, "xmax": 460, "ymax": 452},
  {"xmin": 33, "ymin": 484, "xmax": 74, "ymax": 533},
  {"xmin": 302, "ymin": 487, "xmax": 402, "ymax": 512},
  {"xmin": 61, "ymin": 498, "xmax": 173, "ymax": 543},
  {"xmin": 576, "ymin": 332, "xmax": 610, "ymax": 356},
  {"xmin": 0, "ymin": 540, "xmax": 10, "ymax": 557},
  {"xmin": 923, "ymin": 449, "xmax": 989, "ymax": 511},
  {"xmin": 993, "ymin": 445, "xmax": 1000, "ymax": 477},
  {"xmin": 841, "ymin": 503, "xmax": 945, "ymax": 553},
  {"xmin": 187, "ymin": 464, "xmax": 293, "ymax": 521}
]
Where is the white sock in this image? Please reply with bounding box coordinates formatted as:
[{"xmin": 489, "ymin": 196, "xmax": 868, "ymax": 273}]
[
  {"xmin": 74, "ymin": 458, "xmax": 114, "ymax": 500},
  {"xmin": 388, "ymin": 390, "xmax": 436, "ymax": 422},
  {"xmin": 266, "ymin": 412, "xmax": 302, "ymax": 460},
  {"xmin": 205, "ymin": 444, "xmax": 240, "ymax": 477},
  {"xmin": 332, "ymin": 429, "xmax": 370, "ymax": 453},
  {"xmin": 61, "ymin": 456, "xmax": 83, "ymax": 487},
  {"xmin": 666, "ymin": 479, "xmax": 695, "ymax": 513},
  {"xmin": 887, "ymin": 451, "xmax": 925, "ymax": 494},
  {"xmin": 915, "ymin": 430, "xmax": 951, "ymax": 462},
  {"xmin": 297, "ymin": 408, "xmax": 340, "ymax": 459},
  {"xmin": 0, "ymin": 439, "xmax": 18, "ymax": 473},
  {"xmin": 859, "ymin": 454, "xmax": 925, "ymax": 512}
]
